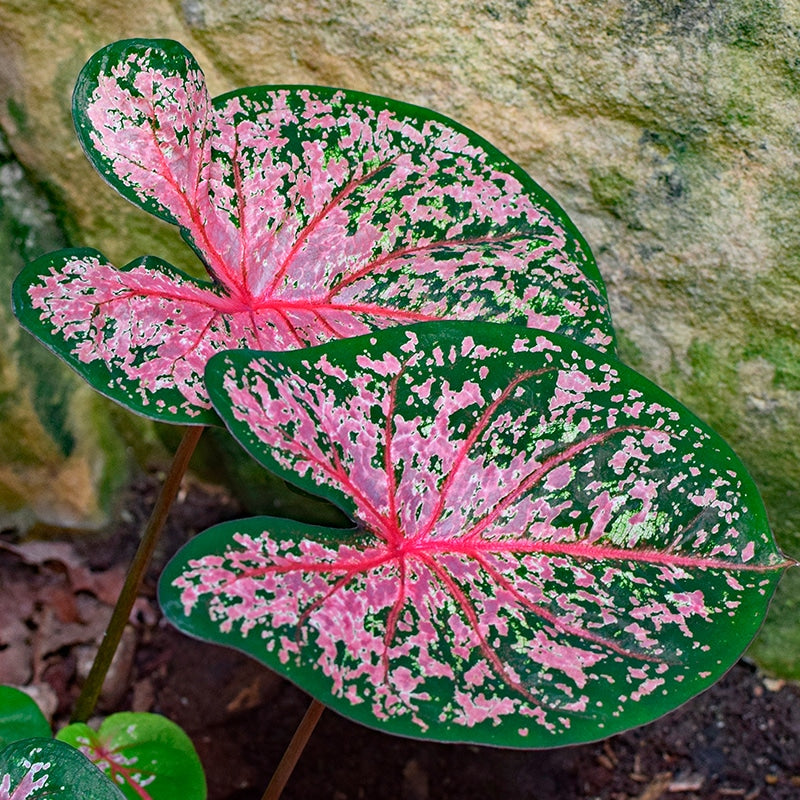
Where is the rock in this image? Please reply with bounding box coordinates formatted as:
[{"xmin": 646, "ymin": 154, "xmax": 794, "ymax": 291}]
[
  {"xmin": 0, "ymin": 0, "xmax": 797, "ymax": 673},
  {"xmin": 0, "ymin": 130, "xmax": 138, "ymax": 532}
]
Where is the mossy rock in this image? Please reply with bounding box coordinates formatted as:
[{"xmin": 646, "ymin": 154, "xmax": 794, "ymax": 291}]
[{"xmin": 0, "ymin": 133, "xmax": 149, "ymax": 531}]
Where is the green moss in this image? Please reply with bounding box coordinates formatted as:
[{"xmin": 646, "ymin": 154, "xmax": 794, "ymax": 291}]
[
  {"xmin": 745, "ymin": 335, "xmax": 800, "ymax": 391},
  {"xmin": 720, "ymin": 0, "xmax": 782, "ymax": 50},
  {"xmin": 664, "ymin": 338, "xmax": 741, "ymax": 435},
  {"xmin": 24, "ymin": 342, "xmax": 78, "ymax": 456},
  {"xmin": 6, "ymin": 97, "xmax": 26, "ymax": 130},
  {"xmin": 622, "ymin": 0, "xmax": 781, "ymax": 47},
  {"xmin": 52, "ymin": 48, "xmax": 89, "ymax": 134},
  {"xmin": 758, "ymin": 176, "xmax": 800, "ymax": 262},
  {"xmin": 80, "ymin": 393, "xmax": 136, "ymax": 514},
  {"xmin": 740, "ymin": 261, "xmax": 800, "ymax": 395},
  {"xmin": 749, "ymin": 456, "xmax": 800, "ymax": 555},
  {"xmin": 723, "ymin": 94, "xmax": 757, "ymax": 128},
  {"xmin": 780, "ymin": 53, "xmax": 800, "ymax": 95},
  {"xmin": 634, "ymin": 129, "xmax": 717, "ymax": 223},
  {"xmin": 749, "ymin": 569, "xmax": 800, "ymax": 678},
  {"xmin": 670, "ymin": 338, "xmax": 800, "ymax": 541},
  {"xmin": 588, "ymin": 168, "xmax": 637, "ymax": 220},
  {"xmin": 614, "ymin": 329, "xmax": 647, "ymax": 373}
]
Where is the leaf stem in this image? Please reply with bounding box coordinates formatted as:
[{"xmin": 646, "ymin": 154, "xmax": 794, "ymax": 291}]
[
  {"xmin": 71, "ymin": 425, "xmax": 205, "ymax": 723},
  {"xmin": 261, "ymin": 698, "xmax": 325, "ymax": 800}
]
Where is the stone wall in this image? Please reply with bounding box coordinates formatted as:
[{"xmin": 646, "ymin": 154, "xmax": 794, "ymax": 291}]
[{"xmin": 1, "ymin": 0, "xmax": 798, "ymax": 673}]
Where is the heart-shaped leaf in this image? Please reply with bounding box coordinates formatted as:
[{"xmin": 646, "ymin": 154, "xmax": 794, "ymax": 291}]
[
  {"xmin": 0, "ymin": 689, "xmax": 50, "ymax": 749},
  {"xmin": 160, "ymin": 321, "xmax": 787, "ymax": 746},
  {"xmin": 0, "ymin": 738, "xmax": 125, "ymax": 799},
  {"xmin": 56, "ymin": 713, "xmax": 205, "ymax": 800},
  {"xmin": 13, "ymin": 38, "xmax": 614, "ymax": 423}
]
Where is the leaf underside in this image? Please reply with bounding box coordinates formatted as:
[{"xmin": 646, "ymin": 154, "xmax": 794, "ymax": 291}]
[
  {"xmin": 159, "ymin": 321, "xmax": 785, "ymax": 747},
  {"xmin": 0, "ymin": 738, "xmax": 125, "ymax": 800},
  {"xmin": 13, "ymin": 38, "xmax": 614, "ymax": 424},
  {"xmin": 56, "ymin": 712, "xmax": 205, "ymax": 800}
]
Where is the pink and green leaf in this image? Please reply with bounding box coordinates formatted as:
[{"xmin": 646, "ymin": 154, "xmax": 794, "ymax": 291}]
[
  {"xmin": 159, "ymin": 321, "xmax": 787, "ymax": 746},
  {"xmin": 56, "ymin": 713, "xmax": 205, "ymax": 800},
  {"xmin": 0, "ymin": 738, "xmax": 126, "ymax": 799},
  {"xmin": 13, "ymin": 38, "xmax": 614, "ymax": 424}
]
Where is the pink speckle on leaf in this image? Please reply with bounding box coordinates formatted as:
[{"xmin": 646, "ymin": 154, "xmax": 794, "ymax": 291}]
[
  {"xmin": 0, "ymin": 761, "xmax": 49, "ymax": 799},
  {"xmin": 545, "ymin": 464, "xmax": 572, "ymax": 491}
]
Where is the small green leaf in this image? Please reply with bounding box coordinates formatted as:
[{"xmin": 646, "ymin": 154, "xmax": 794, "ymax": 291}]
[
  {"xmin": 0, "ymin": 687, "xmax": 50, "ymax": 748},
  {"xmin": 56, "ymin": 713, "xmax": 206, "ymax": 800},
  {"xmin": 0, "ymin": 737, "xmax": 126, "ymax": 799}
]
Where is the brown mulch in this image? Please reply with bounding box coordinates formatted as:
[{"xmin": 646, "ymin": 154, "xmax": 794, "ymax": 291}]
[{"xmin": 2, "ymin": 471, "xmax": 799, "ymax": 800}]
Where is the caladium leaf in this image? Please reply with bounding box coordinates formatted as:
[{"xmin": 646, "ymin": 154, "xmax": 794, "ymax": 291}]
[
  {"xmin": 56, "ymin": 712, "xmax": 205, "ymax": 800},
  {"xmin": 0, "ymin": 738, "xmax": 126, "ymax": 799},
  {"xmin": 13, "ymin": 38, "xmax": 614, "ymax": 424},
  {"xmin": 159, "ymin": 321, "xmax": 787, "ymax": 747},
  {"xmin": 0, "ymin": 689, "xmax": 50, "ymax": 749}
]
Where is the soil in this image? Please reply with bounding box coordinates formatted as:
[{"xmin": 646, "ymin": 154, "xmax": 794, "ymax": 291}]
[{"xmin": 2, "ymin": 471, "xmax": 799, "ymax": 800}]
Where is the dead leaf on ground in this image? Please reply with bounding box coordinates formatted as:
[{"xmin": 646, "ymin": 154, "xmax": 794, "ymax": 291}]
[
  {"xmin": 0, "ymin": 540, "xmax": 125, "ymax": 604},
  {"xmin": 0, "ymin": 538, "xmax": 125, "ymax": 712},
  {"xmin": 634, "ymin": 772, "xmax": 672, "ymax": 800}
]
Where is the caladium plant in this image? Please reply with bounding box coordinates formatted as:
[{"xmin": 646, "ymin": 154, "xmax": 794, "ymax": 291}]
[
  {"xmin": 10, "ymin": 36, "xmax": 619, "ymax": 727},
  {"xmin": 0, "ymin": 739, "xmax": 125, "ymax": 800},
  {"xmin": 159, "ymin": 321, "xmax": 787, "ymax": 747},
  {"xmin": 0, "ymin": 688, "xmax": 206, "ymax": 800},
  {"xmin": 12, "ymin": 38, "xmax": 614, "ymax": 426},
  {"xmin": 57, "ymin": 713, "xmax": 206, "ymax": 800}
]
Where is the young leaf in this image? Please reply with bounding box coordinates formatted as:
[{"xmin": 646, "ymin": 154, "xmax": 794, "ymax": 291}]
[
  {"xmin": 13, "ymin": 38, "xmax": 614, "ymax": 424},
  {"xmin": 0, "ymin": 689, "xmax": 50, "ymax": 749},
  {"xmin": 0, "ymin": 738, "xmax": 126, "ymax": 799},
  {"xmin": 159, "ymin": 321, "xmax": 788, "ymax": 747},
  {"xmin": 56, "ymin": 713, "xmax": 205, "ymax": 800}
]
